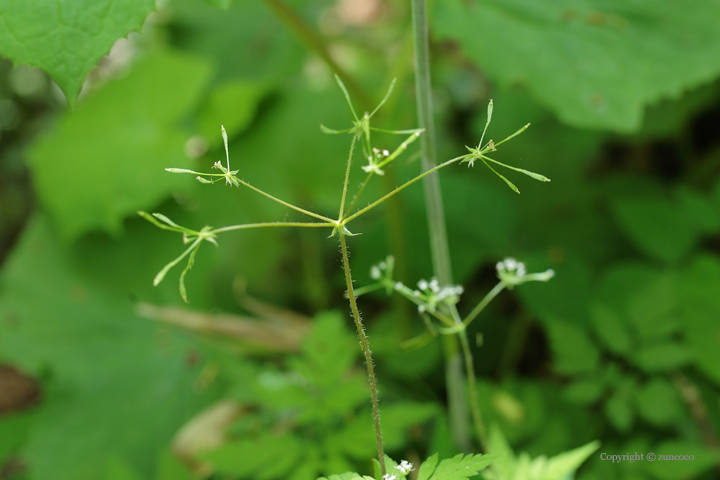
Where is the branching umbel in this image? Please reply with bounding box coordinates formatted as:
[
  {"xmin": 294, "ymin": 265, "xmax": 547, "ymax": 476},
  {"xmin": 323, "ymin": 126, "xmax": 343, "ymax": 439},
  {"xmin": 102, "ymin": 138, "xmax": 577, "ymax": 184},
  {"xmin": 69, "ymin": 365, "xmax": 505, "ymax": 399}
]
[{"xmin": 141, "ymin": 76, "xmax": 548, "ymax": 475}]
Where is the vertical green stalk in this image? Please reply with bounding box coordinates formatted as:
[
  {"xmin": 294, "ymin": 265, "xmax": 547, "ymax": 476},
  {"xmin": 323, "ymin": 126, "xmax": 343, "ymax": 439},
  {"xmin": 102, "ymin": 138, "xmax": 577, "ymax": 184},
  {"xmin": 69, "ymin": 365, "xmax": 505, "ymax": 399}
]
[
  {"xmin": 459, "ymin": 330, "xmax": 489, "ymax": 452},
  {"xmin": 339, "ymin": 233, "xmax": 386, "ymax": 476},
  {"xmin": 411, "ymin": 0, "xmax": 473, "ymax": 452},
  {"xmin": 411, "ymin": 0, "xmax": 452, "ymax": 284}
]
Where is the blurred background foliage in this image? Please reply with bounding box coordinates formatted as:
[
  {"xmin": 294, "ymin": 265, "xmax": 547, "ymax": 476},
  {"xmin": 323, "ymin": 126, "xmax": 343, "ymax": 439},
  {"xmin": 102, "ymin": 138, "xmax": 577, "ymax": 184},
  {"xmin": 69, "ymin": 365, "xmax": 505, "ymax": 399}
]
[{"xmin": 1, "ymin": 0, "xmax": 720, "ymax": 479}]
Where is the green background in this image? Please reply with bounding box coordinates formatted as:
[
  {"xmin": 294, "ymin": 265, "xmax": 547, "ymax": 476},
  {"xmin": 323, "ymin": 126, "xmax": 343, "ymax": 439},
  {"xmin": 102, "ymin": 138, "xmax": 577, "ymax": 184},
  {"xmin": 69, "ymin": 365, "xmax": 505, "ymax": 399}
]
[{"xmin": 1, "ymin": 0, "xmax": 720, "ymax": 479}]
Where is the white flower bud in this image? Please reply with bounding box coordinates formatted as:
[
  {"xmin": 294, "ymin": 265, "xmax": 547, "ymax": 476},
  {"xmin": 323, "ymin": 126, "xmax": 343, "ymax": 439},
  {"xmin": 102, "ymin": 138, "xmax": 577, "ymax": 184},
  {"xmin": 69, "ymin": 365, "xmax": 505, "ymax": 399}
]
[{"xmin": 517, "ymin": 263, "xmax": 526, "ymax": 276}]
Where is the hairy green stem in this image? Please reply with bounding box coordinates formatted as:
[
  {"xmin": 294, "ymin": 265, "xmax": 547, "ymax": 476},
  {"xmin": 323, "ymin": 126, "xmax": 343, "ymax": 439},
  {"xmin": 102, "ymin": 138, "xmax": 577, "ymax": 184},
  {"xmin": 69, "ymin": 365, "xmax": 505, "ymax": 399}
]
[
  {"xmin": 411, "ymin": 0, "xmax": 472, "ymax": 450},
  {"xmin": 338, "ymin": 135, "xmax": 358, "ymax": 220},
  {"xmin": 339, "ymin": 233, "xmax": 386, "ymax": 476}
]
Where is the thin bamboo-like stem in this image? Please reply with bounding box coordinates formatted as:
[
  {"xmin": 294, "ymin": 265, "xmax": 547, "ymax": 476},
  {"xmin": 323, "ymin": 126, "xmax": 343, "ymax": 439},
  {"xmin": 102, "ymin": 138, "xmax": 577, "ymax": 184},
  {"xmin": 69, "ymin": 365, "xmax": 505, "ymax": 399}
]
[
  {"xmin": 411, "ymin": 0, "xmax": 452, "ymax": 285},
  {"xmin": 411, "ymin": 0, "xmax": 472, "ymax": 452},
  {"xmin": 339, "ymin": 233, "xmax": 386, "ymax": 476}
]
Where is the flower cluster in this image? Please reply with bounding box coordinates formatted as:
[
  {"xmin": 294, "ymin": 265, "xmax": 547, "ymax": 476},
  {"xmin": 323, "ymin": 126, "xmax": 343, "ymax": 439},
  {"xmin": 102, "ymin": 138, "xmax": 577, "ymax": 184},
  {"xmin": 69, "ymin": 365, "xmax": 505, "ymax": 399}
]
[
  {"xmin": 496, "ymin": 257, "xmax": 526, "ymax": 277},
  {"xmin": 396, "ymin": 460, "xmax": 414, "ymax": 474},
  {"xmin": 363, "ymin": 147, "xmax": 391, "ymax": 175},
  {"xmin": 370, "ymin": 256, "xmax": 393, "ymax": 280},
  {"xmin": 381, "ymin": 460, "xmax": 414, "ymax": 480},
  {"xmin": 413, "ymin": 277, "xmax": 464, "ymax": 314},
  {"xmin": 496, "ymin": 257, "xmax": 555, "ymax": 288}
]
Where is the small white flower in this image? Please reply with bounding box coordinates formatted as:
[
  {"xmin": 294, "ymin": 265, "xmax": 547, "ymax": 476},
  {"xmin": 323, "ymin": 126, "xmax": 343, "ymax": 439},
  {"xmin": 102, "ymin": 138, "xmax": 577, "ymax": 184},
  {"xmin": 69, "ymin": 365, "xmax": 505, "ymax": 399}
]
[
  {"xmin": 371, "ymin": 266, "xmax": 381, "ymax": 279},
  {"xmin": 379, "ymin": 261, "xmax": 387, "ymax": 270},
  {"xmin": 516, "ymin": 262, "xmax": 526, "ymax": 277},
  {"xmin": 396, "ymin": 460, "xmax": 414, "ymax": 474},
  {"xmin": 496, "ymin": 261, "xmax": 504, "ymax": 272},
  {"xmin": 382, "ymin": 475, "xmax": 397, "ymax": 480},
  {"xmin": 383, "ymin": 149, "xmax": 390, "ymax": 156},
  {"xmin": 418, "ymin": 304, "xmax": 425, "ymax": 313},
  {"xmin": 413, "ymin": 290, "xmax": 421, "ymax": 297},
  {"xmin": 429, "ymin": 278, "xmax": 440, "ymax": 293},
  {"xmin": 394, "ymin": 281, "xmax": 403, "ymax": 291},
  {"xmin": 503, "ymin": 257, "xmax": 517, "ymax": 271},
  {"xmin": 418, "ymin": 279, "xmax": 429, "ymax": 290}
]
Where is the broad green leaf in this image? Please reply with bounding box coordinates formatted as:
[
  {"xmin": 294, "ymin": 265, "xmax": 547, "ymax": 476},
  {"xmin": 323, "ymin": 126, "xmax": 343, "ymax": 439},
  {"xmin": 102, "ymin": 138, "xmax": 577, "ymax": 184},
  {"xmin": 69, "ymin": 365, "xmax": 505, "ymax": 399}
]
[
  {"xmin": 417, "ymin": 454, "xmax": 440, "ymax": 480},
  {"xmin": 418, "ymin": 453, "xmax": 499, "ymax": 480},
  {"xmin": 203, "ymin": 0, "xmax": 232, "ymax": 9},
  {"xmin": 0, "ymin": 216, "xmax": 210, "ymax": 480},
  {"xmin": 434, "ymin": 0, "xmax": 720, "ymax": 132},
  {"xmin": 0, "ymin": 0, "xmax": 155, "ymax": 106},
  {"xmin": 630, "ymin": 342, "xmax": 692, "ymax": 372},
  {"xmin": 318, "ymin": 474, "xmax": 373, "ymax": 480},
  {"xmin": 197, "ymin": 80, "xmax": 267, "ymax": 145},
  {"xmin": 483, "ymin": 426, "xmax": 515, "ymax": 480},
  {"xmin": 288, "ymin": 448, "xmax": 321, "ymax": 480},
  {"xmin": 682, "ymin": 307, "xmax": 720, "ymax": 385},
  {"xmin": 27, "ymin": 49, "xmax": 212, "ymax": 240},
  {"xmin": 545, "ymin": 318, "xmax": 599, "ymax": 374},
  {"xmin": 291, "ymin": 312, "xmax": 358, "ymax": 388},
  {"xmin": 202, "ymin": 433, "xmax": 302, "ymax": 479},
  {"xmin": 373, "ymin": 456, "xmax": 399, "ymax": 480},
  {"xmin": 596, "ymin": 264, "xmax": 679, "ymax": 339},
  {"xmin": 543, "ymin": 440, "xmax": 600, "ymax": 479},
  {"xmin": 564, "ymin": 379, "xmax": 604, "ymax": 405},
  {"xmin": 379, "ymin": 403, "xmax": 440, "ymax": 450},
  {"xmin": 625, "ymin": 273, "xmax": 679, "ymax": 339},
  {"xmin": 517, "ymin": 256, "xmax": 594, "ymax": 328},
  {"xmin": 675, "ymin": 186, "xmax": 720, "ymax": 234},
  {"xmin": 612, "ymin": 196, "xmax": 697, "ymax": 261},
  {"xmin": 679, "ymin": 257, "xmax": 720, "ymax": 384},
  {"xmin": 604, "ymin": 390, "xmax": 634, "ymax": 433},
  {"xmin": 635, "ymin": 378, "xmax": 683, "ymax": 427},
  {"xmin": 590, "ymin": 304, "xmax": 632, "ymax": 354},
  {"xmin": 331, "ymin": 403, "xmax": 440, "ymax": 461},
  {"xmin": 483, "ymin": 425, "xmax": 598, "ymax": 480}
]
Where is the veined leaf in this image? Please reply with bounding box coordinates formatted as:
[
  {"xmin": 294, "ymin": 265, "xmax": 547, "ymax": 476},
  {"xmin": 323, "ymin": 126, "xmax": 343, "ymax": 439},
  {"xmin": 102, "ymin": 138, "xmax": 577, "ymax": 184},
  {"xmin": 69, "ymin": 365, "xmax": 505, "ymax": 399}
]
[
  {"xmin": 435, "ymin": 0, "xmax": 720, "ymax": 132},
  {"xmin": 0, "ymin": 0, "xmax": 156, "ymax": 106}
]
